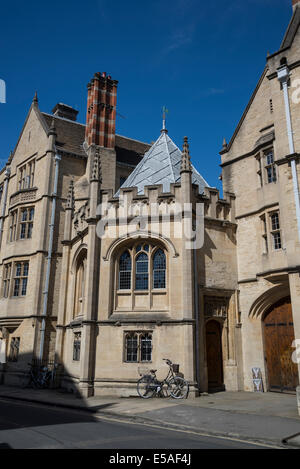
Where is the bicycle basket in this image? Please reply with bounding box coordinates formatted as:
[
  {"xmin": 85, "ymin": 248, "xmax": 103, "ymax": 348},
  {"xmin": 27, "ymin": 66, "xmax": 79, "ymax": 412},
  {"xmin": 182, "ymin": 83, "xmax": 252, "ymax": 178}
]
[{"xmin": 172, "ymin": 364, "xmax": 180, "ymax": 374}]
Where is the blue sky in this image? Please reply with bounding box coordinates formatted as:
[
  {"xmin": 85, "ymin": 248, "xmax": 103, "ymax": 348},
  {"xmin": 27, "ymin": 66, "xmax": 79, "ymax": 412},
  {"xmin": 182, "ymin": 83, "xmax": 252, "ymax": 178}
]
[{"xmin": 0, "ymin": 0, "xmax": 293, "ymax": 190}]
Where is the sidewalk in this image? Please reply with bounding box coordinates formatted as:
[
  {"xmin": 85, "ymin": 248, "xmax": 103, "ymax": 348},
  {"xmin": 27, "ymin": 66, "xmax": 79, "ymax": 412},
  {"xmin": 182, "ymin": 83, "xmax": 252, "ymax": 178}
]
[{"xmin": 0, "ymin": 385, "xmax": 300, "ymax": 447}]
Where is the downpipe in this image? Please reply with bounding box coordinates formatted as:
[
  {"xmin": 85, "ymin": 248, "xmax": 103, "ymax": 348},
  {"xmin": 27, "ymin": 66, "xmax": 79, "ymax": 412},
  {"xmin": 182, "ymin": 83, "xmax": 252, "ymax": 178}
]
[
  {"xmin": 39, "ymin": 153, "xmax": 61, "ymax": 360},
  {"xmin": 0, "ymin": 167, "xmax": 10, "ymax": 249},
  {"xmin": 277, "ymin": 65, "xmax": 300, "ymax": 241}
]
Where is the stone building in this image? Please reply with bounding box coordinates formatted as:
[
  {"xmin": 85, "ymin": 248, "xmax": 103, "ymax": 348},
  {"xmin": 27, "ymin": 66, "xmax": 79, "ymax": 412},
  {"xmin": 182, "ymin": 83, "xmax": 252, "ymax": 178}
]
[{"xmin": 0, "ymin": 0, "xmax": 299, "ymax": 410}]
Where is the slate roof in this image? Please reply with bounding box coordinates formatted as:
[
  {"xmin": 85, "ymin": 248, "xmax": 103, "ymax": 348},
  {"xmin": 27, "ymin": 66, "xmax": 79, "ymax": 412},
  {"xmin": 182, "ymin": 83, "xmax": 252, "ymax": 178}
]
[
  {"xmin": 42, "ymin": 113, "xmax": 149, "ymax": 165},
  {"xmin": 117, "ymin": 131, "xmax": 209, "ymax": 195}
]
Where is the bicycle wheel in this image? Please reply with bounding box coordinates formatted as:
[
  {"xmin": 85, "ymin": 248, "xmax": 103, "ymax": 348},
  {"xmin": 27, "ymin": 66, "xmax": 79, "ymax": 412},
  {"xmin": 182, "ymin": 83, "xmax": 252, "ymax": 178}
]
[
  {"xmin": 137, "ymin": 376, "xmax": 156, "ymax": 399},
  {"xmin": 168, "ymin": 377, "xmax": 189, "ymax": 399}
]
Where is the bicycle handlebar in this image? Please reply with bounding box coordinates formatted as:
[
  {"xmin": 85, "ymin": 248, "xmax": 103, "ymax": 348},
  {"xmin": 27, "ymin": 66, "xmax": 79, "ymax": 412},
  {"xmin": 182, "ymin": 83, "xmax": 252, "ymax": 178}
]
[{"xmin": 163, "ymin": 358, "xmax": 173, "ymax": 365}]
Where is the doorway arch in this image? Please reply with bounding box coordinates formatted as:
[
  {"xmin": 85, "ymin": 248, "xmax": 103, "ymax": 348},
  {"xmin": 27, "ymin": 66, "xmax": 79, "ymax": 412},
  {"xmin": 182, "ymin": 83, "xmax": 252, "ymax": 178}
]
[
  {"xmin": 206, "ymin": 320, "xmax": 224, "ymax": 390},
  {"xmin": 263, "ymin": 297, "xmax": 299, "ymax": 392}
]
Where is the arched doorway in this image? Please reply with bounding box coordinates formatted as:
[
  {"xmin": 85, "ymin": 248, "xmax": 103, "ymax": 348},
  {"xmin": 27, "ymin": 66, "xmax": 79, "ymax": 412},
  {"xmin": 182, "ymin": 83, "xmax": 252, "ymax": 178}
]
[
  {"xmin": 206, "ymin": 320, "xmax": 224, "ymax": 390},
  {"xmin": 263, "ymin": 297, "xmax": 299, "ymax": 392}
]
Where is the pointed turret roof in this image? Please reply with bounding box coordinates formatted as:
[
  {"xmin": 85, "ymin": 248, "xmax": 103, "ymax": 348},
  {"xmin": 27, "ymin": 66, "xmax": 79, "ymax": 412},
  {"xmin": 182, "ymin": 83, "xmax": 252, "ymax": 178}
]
[{"xmin": 117, "ymin": 131, "xmax": 209, "ymax": 195}]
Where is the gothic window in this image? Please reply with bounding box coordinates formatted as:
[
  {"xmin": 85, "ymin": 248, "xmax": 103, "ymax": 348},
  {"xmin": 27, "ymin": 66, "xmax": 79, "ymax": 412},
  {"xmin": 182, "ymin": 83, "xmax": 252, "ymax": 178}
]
[
  {"xmin": 8, "ymin": 337, "xmax": 20, "ymax": 362},
  {"xmin": 74, "ymin": 252, "xmax": 86, "ymax": 317},
  {"xmin": 153, "ymin": 249, "xmax": 166, "ymax": 289},
  {"xmin": 119, "ymin": 251, "xmax": 132, "ymax": 290},
  {"xmin": 135, "ymin": 252, "xmax": 149, "ymax": 290},
  {"xmin": 125, "ymin": 332, "xmax": 138, "ymax": 362},
  {"xmin": 73, "ymin": 333, "xmax": 81, "ymax": 361},
  {"xmin": 140, "ymin": 333, "xmax": 152, "ymax": 362},
  {"xmin": 124, "ymin": 332, "xmax": 152, "ymax": 363}
]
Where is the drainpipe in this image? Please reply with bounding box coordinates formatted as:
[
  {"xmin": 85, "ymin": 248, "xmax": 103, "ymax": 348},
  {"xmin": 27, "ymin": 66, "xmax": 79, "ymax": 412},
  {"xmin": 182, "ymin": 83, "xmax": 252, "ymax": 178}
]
[
  {"xmin": 277, "ymin": 64, "xmax": 300, "ymax": 241},
  {"xmin": 193, "ymin": 248, "xmax": 200, "ymax": 394},
  {"xmin": 39, "ymin": 153, "xmax": 61, "ymax": 360},
  {"xmin": 0, "ymin": 167, "xmax": 11, "ymax": 249}
]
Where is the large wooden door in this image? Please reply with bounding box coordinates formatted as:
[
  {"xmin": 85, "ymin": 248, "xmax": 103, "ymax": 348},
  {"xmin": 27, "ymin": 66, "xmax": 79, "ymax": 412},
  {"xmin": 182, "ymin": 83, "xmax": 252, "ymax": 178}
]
[
  {"xmin": 206, "ymin": 320, "xmax": 224, "ymax": 390},
  {"xmin": 264, "ymin": 298, "xmax": 299, "ymax": 392}
]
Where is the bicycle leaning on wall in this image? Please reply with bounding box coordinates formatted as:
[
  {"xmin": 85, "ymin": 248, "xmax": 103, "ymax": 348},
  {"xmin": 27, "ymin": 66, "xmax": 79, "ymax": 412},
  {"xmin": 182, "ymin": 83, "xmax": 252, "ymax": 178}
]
[{"xmin": 137, "ymin": 358, "xmax": 189, "ymax": 399}]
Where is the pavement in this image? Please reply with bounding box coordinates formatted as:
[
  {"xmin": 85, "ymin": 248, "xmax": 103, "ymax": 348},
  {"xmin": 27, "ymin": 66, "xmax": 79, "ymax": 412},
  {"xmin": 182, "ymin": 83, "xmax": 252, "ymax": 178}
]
[{"xmin": 0, "ymin": 385, "xmax": 300, "ymax": 448}]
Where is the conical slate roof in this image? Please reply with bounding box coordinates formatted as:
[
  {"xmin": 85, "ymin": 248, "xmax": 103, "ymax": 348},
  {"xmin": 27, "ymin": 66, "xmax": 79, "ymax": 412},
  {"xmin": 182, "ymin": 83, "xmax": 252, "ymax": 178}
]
[{"xmin": 117, "ymin": 131, "xmax": 209, "ymax": 195}]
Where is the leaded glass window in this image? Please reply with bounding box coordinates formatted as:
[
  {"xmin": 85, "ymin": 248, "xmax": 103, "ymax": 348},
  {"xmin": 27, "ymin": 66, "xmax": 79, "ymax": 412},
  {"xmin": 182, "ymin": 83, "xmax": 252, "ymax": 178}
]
[
  {"xmin": 73, "ymin": 333, "xmax": 81, "ymax": 361},
  {"xmin": 125, "ymin": 333, "xmax": 138, "ymax": 362},
  {"xmin": 153, "ymin": 249, "xmax": 166, "ymax": 289},
  {"xmin": 119, "ymin": 251, "xmax": 132, "ymax": 289},
  {"xmin": 140, "ymin": 333, "xmax": 152, "ymax": 362},
  {"xmin": 135, "ymin": 252, "xmax": 148, "ymax": 290}
]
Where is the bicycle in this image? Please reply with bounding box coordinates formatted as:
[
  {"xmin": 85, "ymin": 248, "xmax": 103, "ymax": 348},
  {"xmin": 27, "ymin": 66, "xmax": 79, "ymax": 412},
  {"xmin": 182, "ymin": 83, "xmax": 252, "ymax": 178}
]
[
  {"xmin": 22, "ymin": 363, "xmax": 52, "ymax": 389},
  {"xmin": 137, "ymin": 358, "xmax": 189, "ymax": 399}
]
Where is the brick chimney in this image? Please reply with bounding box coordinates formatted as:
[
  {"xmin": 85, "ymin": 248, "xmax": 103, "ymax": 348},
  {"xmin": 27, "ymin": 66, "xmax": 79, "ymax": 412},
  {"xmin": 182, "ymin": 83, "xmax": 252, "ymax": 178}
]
[
  {"xmin": 293, "ymin": 0, "xmax": 300, "ymax": 10},
  {"xmin": 85, "ymin": 72, "xmax": 118, "ymax": 149}
]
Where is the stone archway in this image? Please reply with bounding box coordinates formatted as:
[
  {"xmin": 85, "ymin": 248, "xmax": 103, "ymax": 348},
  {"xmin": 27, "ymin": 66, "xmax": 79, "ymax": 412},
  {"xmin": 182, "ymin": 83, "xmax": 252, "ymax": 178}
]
[
  {"xmin": 205, "ymin": 320, "xmax": 224, "ymax": 391},
  {"xmin": 263, "ymin": 297, "xmax": 299, "ymax": 392}
]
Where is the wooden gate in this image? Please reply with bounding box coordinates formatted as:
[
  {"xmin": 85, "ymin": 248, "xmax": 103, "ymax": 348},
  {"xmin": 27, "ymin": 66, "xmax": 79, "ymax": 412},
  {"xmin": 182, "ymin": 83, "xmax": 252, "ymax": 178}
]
[
  {"xmin": 264, "ymin": 297, "xmax": 299, "ymax": 392},
  {"xmin": 206, "ymin": 320, "xmax": 224, "ymax": 390}
]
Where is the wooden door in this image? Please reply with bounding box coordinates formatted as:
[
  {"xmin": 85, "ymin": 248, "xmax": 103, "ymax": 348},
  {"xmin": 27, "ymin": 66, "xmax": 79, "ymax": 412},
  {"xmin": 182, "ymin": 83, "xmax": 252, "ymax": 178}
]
[
  {"xmin": 264, "ymin": 298, "xmax": 299, "ymax": 392},
  {"xmin": 206, "ymin": 320, "xmax": 223, "ymax": 390}
]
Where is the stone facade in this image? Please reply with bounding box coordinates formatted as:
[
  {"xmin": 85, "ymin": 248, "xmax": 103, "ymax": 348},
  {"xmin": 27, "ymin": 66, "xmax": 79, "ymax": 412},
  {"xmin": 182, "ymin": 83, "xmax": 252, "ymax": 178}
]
[{"xmin": 0, "ymin": 2, "xmax": 299, "ymax": 412}]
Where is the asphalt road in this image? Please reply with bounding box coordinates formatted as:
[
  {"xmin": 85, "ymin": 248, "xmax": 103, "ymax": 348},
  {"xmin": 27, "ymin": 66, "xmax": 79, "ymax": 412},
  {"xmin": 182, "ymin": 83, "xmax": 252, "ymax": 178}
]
[{"xmin": 0, "ymin": 398, "xmax": 278, "ymax": 449}]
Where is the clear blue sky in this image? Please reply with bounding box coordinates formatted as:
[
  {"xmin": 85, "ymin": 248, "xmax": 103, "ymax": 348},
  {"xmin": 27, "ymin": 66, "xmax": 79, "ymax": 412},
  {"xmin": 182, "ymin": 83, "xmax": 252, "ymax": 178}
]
[{"xmin": 0, "ymin": 0, "xmax": 293, "ymax": 190}]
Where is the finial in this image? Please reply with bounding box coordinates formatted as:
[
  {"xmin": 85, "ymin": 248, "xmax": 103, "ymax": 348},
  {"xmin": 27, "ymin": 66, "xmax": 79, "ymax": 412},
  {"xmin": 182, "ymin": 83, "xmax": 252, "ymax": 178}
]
[
  {"xmin": 66, "ymin": 179, "xmax": 74, "ymax": 211},
  {"xmin": 180, "ymin": 136, "xmax": 192, "ymax": 173},
  {"xmin": 161, "ymin": 106, "xmax": 168, "ymax": 134},
  {"xmin": 33, "ymin": 91, "xmax": 38, "ymax": 105},
  {"xmin": 222, "ymin": 137, "xmax": 227, "ymax": 149}
]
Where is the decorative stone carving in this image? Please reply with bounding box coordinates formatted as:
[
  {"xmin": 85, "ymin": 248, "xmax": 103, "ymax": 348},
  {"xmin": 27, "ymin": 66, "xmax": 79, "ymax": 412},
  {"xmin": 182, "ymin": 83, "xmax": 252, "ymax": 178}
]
[{"xmin": 204, "ymin": 296, "xmax": 228, "ymax": 319}]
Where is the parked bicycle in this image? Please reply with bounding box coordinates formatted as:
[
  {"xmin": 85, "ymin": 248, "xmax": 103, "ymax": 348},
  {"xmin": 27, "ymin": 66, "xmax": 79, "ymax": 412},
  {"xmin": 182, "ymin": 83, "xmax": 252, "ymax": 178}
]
[
  {"xmin": 22, "ymin": 362, "xmax": 54, "ymax": 389},
  {"xmin": 137, "ymin": 358, "xmax": 189, "ymax": 399}
]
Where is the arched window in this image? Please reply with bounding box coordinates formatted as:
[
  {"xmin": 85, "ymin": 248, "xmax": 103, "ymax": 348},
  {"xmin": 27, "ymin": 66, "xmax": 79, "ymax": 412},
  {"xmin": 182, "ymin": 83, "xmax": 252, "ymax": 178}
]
[
  {"xmin": 119, "ymin": 251, "xmax": 132, "ymax": 289},
  {"xmin": 153, "ymin": 249, "xmax": 166, "ymax": 289},
  {"xmin": 140, "ymin": 333, "xmax": 152, "ymax": 362},
  {"xmin": 135, "ymin": 252, "xmax": 148, "ymax": 290},
  {"xmin": 74, "ymin": 253, "xmax": 86, "ymax": 317},
  {"xmin": 125, "ymin": 333, "xmax": 138, "ymax": 362}
]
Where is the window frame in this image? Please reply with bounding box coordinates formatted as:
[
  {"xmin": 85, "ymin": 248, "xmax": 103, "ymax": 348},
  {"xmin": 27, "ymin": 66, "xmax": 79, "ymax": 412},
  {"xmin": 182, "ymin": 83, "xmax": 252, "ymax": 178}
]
[
  {"xmin": 8, "ymin": 337, "xmax": 20, "ymax": 362},
  {"xmin": 12, "ymin": 261, "xmax": 29, "ymax": 297},
  {"xmin": 269, "ymin": 212, "xmax": 282, "ymax": 251},
  {"xmin": 73, "ymin": 332, "xmax": 81, "ymax": 362},
  {"xmin": 18, "ymin": 159, "xmax": 36, "ymax": 191},
  {"xmin": 123, "ymin": 331, "xmax": 153, "ymax": 363},
  {"xmin": 264, "ymin": 149, "xmax": 277, "ymax": 184}
]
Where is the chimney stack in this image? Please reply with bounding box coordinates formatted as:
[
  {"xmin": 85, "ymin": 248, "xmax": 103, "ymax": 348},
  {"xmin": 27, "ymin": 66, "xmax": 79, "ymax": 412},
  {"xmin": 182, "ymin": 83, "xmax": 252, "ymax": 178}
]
[
  {"xmin": 293, "ymin": 0, "xmax": 300, "ymax": 10},
  {"xmin": 85, "ymin": 72, "xmax": 118, "ymax": 149}
]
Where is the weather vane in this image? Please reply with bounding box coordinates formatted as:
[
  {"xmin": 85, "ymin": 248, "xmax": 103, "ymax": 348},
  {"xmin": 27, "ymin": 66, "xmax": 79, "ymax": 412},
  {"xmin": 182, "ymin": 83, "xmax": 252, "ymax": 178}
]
[{"xmin": 162, "ymin": 106, "xmax": 169, "ymax": 131}]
